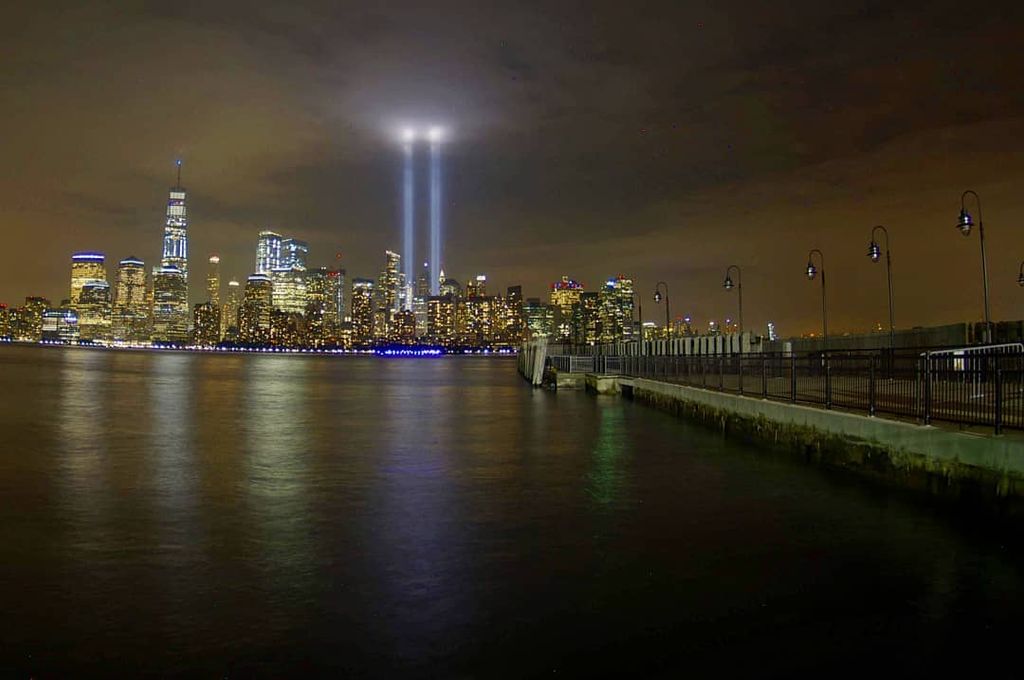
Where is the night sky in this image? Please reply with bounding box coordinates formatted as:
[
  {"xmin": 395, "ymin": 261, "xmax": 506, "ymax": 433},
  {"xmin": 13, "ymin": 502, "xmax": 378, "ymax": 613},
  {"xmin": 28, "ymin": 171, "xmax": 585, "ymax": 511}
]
[{"xmin": 3, "ymin": 0, "xmax": 1024, "ymax": 335}]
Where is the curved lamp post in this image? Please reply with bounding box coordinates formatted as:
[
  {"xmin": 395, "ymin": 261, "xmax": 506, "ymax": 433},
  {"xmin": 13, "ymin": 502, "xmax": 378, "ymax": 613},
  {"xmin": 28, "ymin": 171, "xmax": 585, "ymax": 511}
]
[
  {"xmin": 805, "ymin": 249, "xmax": 827, "ymax": 347},
  {"xmin": 722, "ymin": 265, "xmax": 743, "ymax": 335},
  {"xmin": 957, "ymin": 190, "xmax": 992, "ymax": 343},
  {"xmin": 654, "ymin": 281, "xmax": 670, "ymax": 338},
  {"xmin": 867, "ymin": 226, "xmax": 895, "ymax": 349}
]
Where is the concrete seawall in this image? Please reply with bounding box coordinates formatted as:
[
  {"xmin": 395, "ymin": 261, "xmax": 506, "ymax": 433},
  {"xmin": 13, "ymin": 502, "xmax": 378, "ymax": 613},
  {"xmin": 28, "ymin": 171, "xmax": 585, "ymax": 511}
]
[{"xmin": 594, "ymin": 375, "xmax": 1024, "ymax": 510}]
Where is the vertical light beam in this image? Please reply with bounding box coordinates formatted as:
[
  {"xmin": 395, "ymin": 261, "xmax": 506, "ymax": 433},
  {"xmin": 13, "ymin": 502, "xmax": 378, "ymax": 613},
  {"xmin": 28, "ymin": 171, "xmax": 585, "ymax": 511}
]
[
  {"xmin": 430, "ymin": 138, "xmax": 442, "ymax": 296},
  {"xmin": 402, "ymin": 138, "xmax": 415, "ymax": 308}
]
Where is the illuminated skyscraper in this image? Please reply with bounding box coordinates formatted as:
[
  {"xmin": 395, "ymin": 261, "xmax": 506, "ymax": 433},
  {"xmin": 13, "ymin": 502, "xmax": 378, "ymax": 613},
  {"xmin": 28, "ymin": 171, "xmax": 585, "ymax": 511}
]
[
  {"xmin": 114, "ymin": 257, "xmax": 149, "ymax": 343},
  {"xmin": 255, "ymin": 231, "xmax": 283, "ymax": 274},
  {"xmin": 162, "ymin": 161, "xmax": 189, "ymax": 281},
  {"xmin": 599, "ymin": 275, "xmax": 634, "ymax": 343},
  {"xmin": 279, "ymin": 238, "xmax": 308, "ymax": 272},
  {"xmin": 193, "ymin": 303, "xmax": 219, "ymax": 347},
  {"xmin": 0, "ymin": 304, "xmax": 9, "ymax": 338},
  {"xmin": 271, "ymin": 270, "xmax": 307, "ymax": 314},
  {"xmin": 69, "ymin": 252, "xmax": 106, "ymax": 306},
  {"xmin": 207, "ymin": 255, "xmax": 221, "ymax": 306},
  {"xmin": 306, "ymin": 267, "xmax": 344, "ymax": 345},
  {"xmin": 550, "ymin": 276, "xmax": 583, "ymax": 341},
  {"xmin": 351, "ymin": 278, "xmax": 375, "ymax": 346},
  {"xmin": 222, "ymin": 279, "xmax": 241, "ymax": 339},
  {"xmin": 239, "ymin": 273, "xmax": 273, "ymax": 344},
  {"xmin": 77, "ymin": 280, "xmax": 112, "ymax": 341},
  {"xmin": 152, "ymin": 265, "xmax": 189, "ymax": 343},
  {"xmin": 466, "ymin": 274, "xmax": 487, "ymax": 299},
  {"xmin": 427, "ymin": 295, "xmax": 456, "ymax": 346},
  {"xmin": 375, "ymin": 250, "xmax": 402, "ymax": 340},
  {"xmin": 41, "ymin": 308, "xmax": 79, "ymax": 344}
]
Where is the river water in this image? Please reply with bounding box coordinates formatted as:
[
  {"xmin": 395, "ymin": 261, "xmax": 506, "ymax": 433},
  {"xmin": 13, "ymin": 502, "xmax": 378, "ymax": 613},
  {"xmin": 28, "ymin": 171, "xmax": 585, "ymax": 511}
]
[{"xmin": 1, "ymin": 345, "xmax": 1022, "ymax": 677}]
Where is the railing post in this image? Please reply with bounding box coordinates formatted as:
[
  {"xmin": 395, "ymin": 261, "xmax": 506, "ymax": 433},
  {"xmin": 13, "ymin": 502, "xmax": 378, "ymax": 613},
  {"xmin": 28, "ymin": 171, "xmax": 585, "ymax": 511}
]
[
  {"xmin": 923, "ymin": 352, "xmax": 932, "ymax": 425},
  {"xmin": 719, "ymin": 356, "xmax": 724, "ymax": 390},
  {"xmin": 761, "ymin": 355, "xmax": 768, "ymax": 398},
  {"xmin": 790, "ymin": 353, "xmax": 797, "ymax": 402},
  {"xmin": 738, "ymin": 355, "xmax": 744, "ymax": 395},
  {"xmin": 825, "ymin": 353, "xmax": 832, "ymax": 409},
  {"xmin": 869, "ymin": 355, "xmax": 876, "ymax": 417},
  {"xmin": 995, "ymin": 367, "xmax": 1004, "ymax": 435}
]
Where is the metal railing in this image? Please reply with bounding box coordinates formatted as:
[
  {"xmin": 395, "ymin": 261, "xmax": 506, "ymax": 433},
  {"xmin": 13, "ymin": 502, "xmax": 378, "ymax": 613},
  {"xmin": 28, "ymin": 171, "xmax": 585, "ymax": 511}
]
[{"xmin": 610, "ymin": 348, "xmax": 1024, "ymax": 433}]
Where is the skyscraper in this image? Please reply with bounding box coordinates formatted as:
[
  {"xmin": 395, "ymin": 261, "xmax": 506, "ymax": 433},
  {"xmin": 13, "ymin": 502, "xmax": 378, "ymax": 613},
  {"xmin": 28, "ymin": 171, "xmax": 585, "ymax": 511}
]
[
  {"xmin": 152, "ymin": 265, "xmax": 189, "ymax": 343},
  {"xmin": 113, "ymin": 257, "xmax": 148, "ymax": 343},
  {"xmin": 239, "ymin": 273, "xmax": 273, "ymax": 344},
  {"xmin": 222, "ymin": 279, "xmax": 241, "ymax": 339},
  {"xmin": 351, "ymin": 278, "xmax": 375, "ymax": 346},
  {"xmin": 375, "ymin": 250, "xmax": 402, "ymax": 340},
  {"xmin": 77, "ymin": 280, "xmax": 112, "ymax": 341},
  {"xmin": 551, "ymin": 276, "xmax": 583, "ymax": 341},
  {"xmin": 207, "ymin": 255, "xmax": 221, "ymax": 306},
  {"xmin": 255, "ymin": 231, "xmax": 283, "ymax": 274},
  {"xmin": 69, "ymin": 252, "xmax": 106, "ymax": 306},
  {"xmin": 162, "ymin": 161, "xmax": 189, "ymax": 281},
  {"xmin": 599, "ymin": 275, "xmax": 634, "ymax": 343}
]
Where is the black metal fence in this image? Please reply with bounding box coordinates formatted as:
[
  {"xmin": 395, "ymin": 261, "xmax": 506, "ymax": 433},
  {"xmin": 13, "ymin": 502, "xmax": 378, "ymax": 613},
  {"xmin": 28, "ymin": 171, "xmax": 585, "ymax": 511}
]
[{"xmin": 610, "ymin": 348, "xmax": 1024, "ymax": 433}]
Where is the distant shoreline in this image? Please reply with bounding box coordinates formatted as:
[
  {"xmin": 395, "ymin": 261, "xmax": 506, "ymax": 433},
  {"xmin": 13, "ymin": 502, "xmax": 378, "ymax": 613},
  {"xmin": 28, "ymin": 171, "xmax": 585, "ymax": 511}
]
[{"xmin": 0, "ymin": 340, "xmax": 517, "ymax": 357}]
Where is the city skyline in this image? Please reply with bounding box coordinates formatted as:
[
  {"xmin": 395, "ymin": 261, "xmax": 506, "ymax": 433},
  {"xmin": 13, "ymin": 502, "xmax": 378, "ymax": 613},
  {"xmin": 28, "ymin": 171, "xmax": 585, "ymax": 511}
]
[{"xmin": 3, "ymin": 2, "xmax": 1024, "ymax": 336}]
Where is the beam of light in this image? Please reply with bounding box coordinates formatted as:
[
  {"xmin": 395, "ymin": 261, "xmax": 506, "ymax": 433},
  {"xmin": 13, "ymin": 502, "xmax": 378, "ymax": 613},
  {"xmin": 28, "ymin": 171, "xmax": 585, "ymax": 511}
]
[
  {"xmin": 403, "ymin": 140, "xmax": 415, "ymax": 307},
  {"xmin": 430, "ymin": 137, "xmax": 442, "ymax": 295}
]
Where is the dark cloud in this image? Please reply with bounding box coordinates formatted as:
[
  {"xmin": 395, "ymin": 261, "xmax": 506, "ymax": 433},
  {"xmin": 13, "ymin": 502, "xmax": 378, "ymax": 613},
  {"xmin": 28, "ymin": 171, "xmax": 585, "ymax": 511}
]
[{"xmin": 2, "ymin": 0, "xmax": 1024, "ymax": 335}]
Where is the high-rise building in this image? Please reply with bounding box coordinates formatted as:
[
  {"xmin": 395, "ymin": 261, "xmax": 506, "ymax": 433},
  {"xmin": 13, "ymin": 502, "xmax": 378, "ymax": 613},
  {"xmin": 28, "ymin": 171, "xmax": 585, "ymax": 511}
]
[
  {"xmin": 41, "ymin": 308, "xmax": 79, "ymax": 344},
  {"xmin": 466, "ymin": 274, "xmax": 487, "ymax": 299},
  {"xmin": 152, "ymin": 265, "xmax": 189, "ymax": 343},
  {"xmin": 239, "ymin": 273, "xmax": 273, "ymax": 344},
  {"xmin": 524, "ymin": 298, "xmax": 555, "ymax": 340},
  {"xmin": 551, "ymin": 276, "xmax": 583, "ymax": 341},
  {"xmin": 427, "ymin": 295, "xmax": 456, "ymax": 346},
  {"xmin": 69, "ymin": 252, "xmax": 107, "ymax": 307},
  {"xmin": 207, "ymin": 255, "xmax": 221, "ymax": 306},
  {"xmin": 77, "ymin": 280, "xmax": 112, "ymax": 341},
  {"xmin": 14, "ymin": 297, "xmax": 50, "ymax": 342},
  {"xmin": 576, "ymin": 291, "xmax": 601, "ymax": 345},
  {"xmin": 351, "ymin": 278, "xmax": 375, "ymax": 346},
  {"xmin": 222, "ymin": 279, "xmax": 241, "ymax": 340},
  {"xmin": 255, "ymin": 231, "xmax": 283, "ymax": 274},
  {"xmin": 271, "ymin": 270, "xmax": 307, "ymax": 314},
  {"xmin": 162, "ymin": 161, "xmax": 189, "ymax": 282},
  {"xmin": 394, "ymin": 309, "xmax": 417, "ymax": 344},
  {"xmin": 0, "ymin": 304, "xmax": 9, "ymax": 339},
  {"xmin": 375, "ymin": 250, "xmax": 403, "ymax": 340},
  {"xmin": 113, "ymin": 256, "xmax": 148, "ymax": 343},
  {"xmin": 193, "ymin": 303, "xmax": 220, "ymax": 346},
  {"xmin": 439, "ymin": 270, "xmax": 462, "ymax": 299},
  {"xmin": 506, "ymin": 285, "xmax": 524, "ymax": 346},
  {"xmin": 599, "ymin": 275, "xmax": 634, "ymax": 343},
  {"xmin": 279, "ymin": 238, "xmax": 309, "ymax": 272},
  {"xmin": 306, "ymin": 267, "xmax": 344, "ymax": 346}
]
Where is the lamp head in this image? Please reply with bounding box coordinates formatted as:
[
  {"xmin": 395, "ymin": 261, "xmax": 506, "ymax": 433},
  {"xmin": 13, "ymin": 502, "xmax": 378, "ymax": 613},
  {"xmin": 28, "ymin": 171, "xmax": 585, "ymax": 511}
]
[
  {"xmin": 867, "ymin": 241, "xmax": 881, "ymax": 263},
  {"xmin": 806, "ymin": 261, "xmax": 817, "ymax": 280},
  {"xmin": 723, "ymin": 275, "xmax": 733, "ymax": 290},
  {"xmin": 957, "ymin": 208, "xmax": 974, "ymax": 236},
  {"xmin": 1018, "ymin": 271, "xmax": 1024, "ymax": 287},
  {"xmin": 653, "ymin": 290, "xmax": 662, "ymax": 303}
]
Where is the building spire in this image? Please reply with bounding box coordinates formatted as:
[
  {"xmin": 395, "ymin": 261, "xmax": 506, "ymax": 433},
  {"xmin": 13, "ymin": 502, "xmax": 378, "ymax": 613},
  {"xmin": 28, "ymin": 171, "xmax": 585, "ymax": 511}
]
[{"xmin": 175, "ymin": 159, "xmax": 182, "ymax": 189}]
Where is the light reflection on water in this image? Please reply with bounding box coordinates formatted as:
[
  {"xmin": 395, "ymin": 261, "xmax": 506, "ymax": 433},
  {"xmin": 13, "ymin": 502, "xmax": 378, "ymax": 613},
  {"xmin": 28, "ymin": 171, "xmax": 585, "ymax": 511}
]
[{"xmin": 1, "ymin": 346, "xmax": 1024, "ymax": 677}]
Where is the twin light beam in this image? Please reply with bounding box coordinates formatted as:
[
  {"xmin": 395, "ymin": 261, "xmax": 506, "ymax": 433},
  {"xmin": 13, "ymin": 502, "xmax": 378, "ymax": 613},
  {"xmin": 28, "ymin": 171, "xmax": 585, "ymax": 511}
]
[{"xmin": 401, "ymin": 126, "xmax": 445, "ymax": 298}]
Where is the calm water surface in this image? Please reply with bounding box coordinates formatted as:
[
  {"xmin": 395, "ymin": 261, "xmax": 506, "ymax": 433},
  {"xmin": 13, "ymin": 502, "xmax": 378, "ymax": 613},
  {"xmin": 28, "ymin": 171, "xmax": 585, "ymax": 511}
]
[{"xmin": 1, "ymin": 345, "xmax": 1022, "ymax": 677}]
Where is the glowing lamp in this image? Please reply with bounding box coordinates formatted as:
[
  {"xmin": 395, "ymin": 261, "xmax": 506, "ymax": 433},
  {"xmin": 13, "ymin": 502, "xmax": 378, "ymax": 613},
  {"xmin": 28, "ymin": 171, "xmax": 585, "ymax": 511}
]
[
  {"xmin": 723, "ymin": 275, "xmax": 734, "ymax": 290},
  {"xmin": 867, "ymin": 241, "xmax": 881, "ymax": 262},
  {"xmin": 957, "ymin": 208, "xmax": 973, "ymax": 236},
  {"xmin": 806, "ymin": 261, "xmax": 817, "ymax": 280}
]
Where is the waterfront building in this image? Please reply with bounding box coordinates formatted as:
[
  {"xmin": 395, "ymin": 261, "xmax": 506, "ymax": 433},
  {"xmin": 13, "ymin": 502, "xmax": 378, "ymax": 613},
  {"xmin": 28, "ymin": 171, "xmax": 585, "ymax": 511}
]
[
  {"xmin": 239, "ymin": 273, "xmax": 273, "ymax": 344},
  {"xmin": 161, "ymin": 163, "xmax": 189, "ymax": 284},
  {"xmin": 413, "ymin": 263, "xmax": 431, "ymax": 338},
  {"xmin": 77, "ymin": 280, "xmax": 112, "ymax": 341},
  {"xmin": 551, "ymin": 276, "xmax": 583, "ymax": 341},
  {"xmin": 351, "ymin": 278, "xmax": 375, "ymax": 346},
  {"xmin": 113, "ymin": 256, "xmax": 148, "ymax": 343},
  {"xmin": 598, "ymin": 275, "xmax": 634, "ymax": 343},
  {"xmin": 11, "ymin": 297, "xmax": 50, "ymax": 342},
  {"xmin": 69, "ymin": 252, "xmax": 106, "ymax": 306},
  {"xmin": 466, "ymin": 274, "xmax": 487, "ymax": 299},
  {"xmin": 41, "ymin": 308, "xmax": 79, "ymax": 343},
  {"xmin": 152, "ymin": 265, "xmax": 189, "ymax": 343},
  {"xmin": 375, "ymin": 250, "xmax": 403, "ymax": 340},
  {"xmin": 269, "ymin": 310, "xmax": 305, "ymax": 347},
  {"xmin": 0, "ymin": 304, "xmax": 9, "ymax": 338},
  {"xmin": 193, "ymin": 302, "xmax": 220, "ymax": 347},
  {"xmin": 457, "ymin": 295, "xmax": 495, "ymax": 347},
  {"xmin": 207, "ymin": 255, "xmax": 221, "ymax": 307},
  {"xmin": 575, "ymin": 291, "xmax": 601, "ymax": 345},
  {"xmin": 394, "ymin": 309, "xmax": 417, "ymax": 344},
  {"xmin": 306, "ymin": 267, "xmax": 345, "ymax": 346},
  {"xmin": 222, "ymin": 279, "xmax": 241, "ymax": 340},
  {"xmin": 427, "ymin": 295, "xmax": 457, "ymax": 346},
  {"xmin": 524, "ymin": 298, "xmax": 555, "ymax": 340},
  {"xmin": 255, "ymin": 231, "xmax": 282, "ymax": 274},
  {"xmin": 271, "ymin": 269, "xmax": 307, "ymax": 314}
]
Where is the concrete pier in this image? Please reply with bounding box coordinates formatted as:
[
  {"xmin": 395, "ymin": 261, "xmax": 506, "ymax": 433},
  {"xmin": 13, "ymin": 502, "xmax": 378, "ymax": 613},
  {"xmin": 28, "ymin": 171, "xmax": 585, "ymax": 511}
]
[{"xmin": 591, "ymin": 374, "xmax": 1024, "ymax": 508}]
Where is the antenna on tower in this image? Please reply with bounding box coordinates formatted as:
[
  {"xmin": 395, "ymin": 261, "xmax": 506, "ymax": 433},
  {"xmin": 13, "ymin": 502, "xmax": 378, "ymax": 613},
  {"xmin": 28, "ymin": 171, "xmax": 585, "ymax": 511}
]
[{"xmin": 175, "ymin": 159, "xmax": 182, "ymax": 189}]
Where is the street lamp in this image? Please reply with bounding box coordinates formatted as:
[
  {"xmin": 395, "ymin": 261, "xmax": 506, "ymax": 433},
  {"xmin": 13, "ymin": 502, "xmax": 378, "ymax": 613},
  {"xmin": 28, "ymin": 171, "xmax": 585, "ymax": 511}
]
[
  {"xmin": 722, "ymin": 265, "xmax": 743, "ymax": 335},
  {"xmin": 867, "ymin": 226, "xmax": 895, "ymax": 349},
  {"xmin": 805, "ymin": 249, "xmax": 827, "ymax": 346},
  {"xmin": 1018, "ymin": 261, "xmax": 1024, "ymax": 287},
  {"xmin": 654, "ymin": 281, "xmax": 670, "ymax": 338},
  {"xmin": 956, "ymin": 190, "xmax": 992, "ymax": 343}
]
